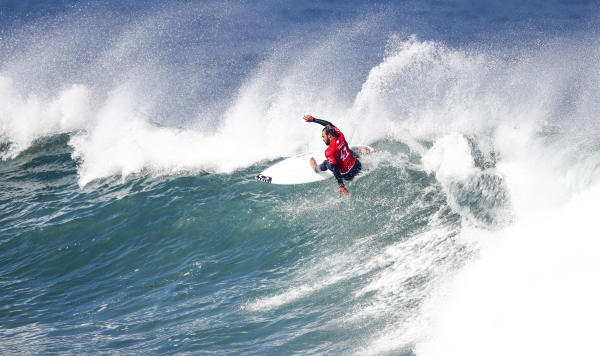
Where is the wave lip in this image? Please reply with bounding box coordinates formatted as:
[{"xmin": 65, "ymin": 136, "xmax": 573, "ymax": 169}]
[{"xmin": 0, "ymin": 76, "xmax": 91, "ymax": 160}]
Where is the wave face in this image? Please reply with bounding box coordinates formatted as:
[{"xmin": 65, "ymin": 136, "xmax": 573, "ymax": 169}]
[{"xmin": 1, "ymin": 0, "xmax": 600, "ymax": 354}]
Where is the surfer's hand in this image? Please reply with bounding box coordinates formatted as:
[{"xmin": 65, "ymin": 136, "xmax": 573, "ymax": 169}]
[
  {"xmin": 339, "ymin": 186, "xmax": 349, "ymax": 196},
  {"xmin": 303, "ymin": 114, "xmax": 314, "ymax": 122}
]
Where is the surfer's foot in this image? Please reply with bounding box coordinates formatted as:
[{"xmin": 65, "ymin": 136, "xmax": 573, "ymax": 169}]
[{"xmin": 310, "ymin": 157, "xmax": 317, "ymax": 171}]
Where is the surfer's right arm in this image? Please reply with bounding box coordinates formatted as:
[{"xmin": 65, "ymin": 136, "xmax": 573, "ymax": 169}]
[
  {"xmin": 325, "ymin": 149, "xmax": 350, "ymax": 196},
  {"xmin": 330, "ymin": 163, "xmax": 347, "ymax": 188},
  {"xmin": 303, "ymin": 115, "xmax": 334, "ymax": 127},
  {"xmin": 313, "ymin": 159, "xmax": 350, "ymax": 196}
]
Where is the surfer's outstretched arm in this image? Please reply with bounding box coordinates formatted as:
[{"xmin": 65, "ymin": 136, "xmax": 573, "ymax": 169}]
[
  {"xmin": 303, "ymin": 114, "xmax": 334, "ymax": 127},
  {"xmin": 312, "ymin": 118, "xmax": 334, "ymax": 127}
]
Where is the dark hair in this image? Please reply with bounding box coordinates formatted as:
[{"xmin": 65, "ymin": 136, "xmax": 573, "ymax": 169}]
[{"xmin": 323, "ymin": 125, "xmax": 340, "ymax": 137}]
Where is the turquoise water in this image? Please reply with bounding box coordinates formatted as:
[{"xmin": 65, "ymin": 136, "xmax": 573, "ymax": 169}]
[
  {"xmin": 2, "ymin": 134, "xmax": 469, "ymax": 353},
  {"xmin": 2, "ymin": 1, "xmax": 600, "ymax": 354}
]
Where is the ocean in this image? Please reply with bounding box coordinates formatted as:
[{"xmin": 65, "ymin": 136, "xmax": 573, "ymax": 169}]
[{"xmin": 1, "ymin": 0, "xmax": 600, "ymax": 354}]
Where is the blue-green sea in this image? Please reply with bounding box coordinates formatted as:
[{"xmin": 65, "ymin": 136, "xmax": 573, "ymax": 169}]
[{"xmin": 2, "ymin": 1, "xmax": 600, "ymax": 354}]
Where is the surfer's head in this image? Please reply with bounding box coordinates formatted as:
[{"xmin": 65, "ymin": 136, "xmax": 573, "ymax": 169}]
[{"xmin": 322, "ymin": 125, "xmax": 339, "ymax": 145}]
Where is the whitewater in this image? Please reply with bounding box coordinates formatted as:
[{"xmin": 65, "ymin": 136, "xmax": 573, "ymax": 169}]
[{"xmin": 1, "ymin": 0, "xmax": 600, "ymax": 354}]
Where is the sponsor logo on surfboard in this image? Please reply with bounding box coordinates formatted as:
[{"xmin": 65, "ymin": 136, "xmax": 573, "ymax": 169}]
[{"xmin": 255, "ymin": 174, "xmax": 272, "ymax": 183}]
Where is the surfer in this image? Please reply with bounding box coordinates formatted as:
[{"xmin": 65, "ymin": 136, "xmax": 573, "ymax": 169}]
[{"xmin": 304, "ymin": 114, "xmax": 361, "ymax": 196}]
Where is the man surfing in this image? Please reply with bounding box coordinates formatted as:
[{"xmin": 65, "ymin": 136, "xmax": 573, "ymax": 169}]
[{"xmin": 303, "ymin": 114, "xmax": 361, "ymax": 196}]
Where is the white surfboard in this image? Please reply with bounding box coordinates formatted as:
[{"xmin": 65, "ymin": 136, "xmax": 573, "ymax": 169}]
[{"xmin": 256, "ymin": 145, "xmax": 374, "ymax": 185}]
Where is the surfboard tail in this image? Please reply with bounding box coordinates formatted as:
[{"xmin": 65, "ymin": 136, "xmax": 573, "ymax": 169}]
[{"xmin": 256, "ymin": 174, "xmax": 272, "ymax": 183}]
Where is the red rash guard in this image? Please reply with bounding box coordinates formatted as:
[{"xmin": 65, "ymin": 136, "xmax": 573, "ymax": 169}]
[
  {"xmin": 311, "ymin": 118, "xmax": 358, "ymax": 187},
  {"xmin": 325, "ymin": 127, "xmax": 356, "ymax": 175}
]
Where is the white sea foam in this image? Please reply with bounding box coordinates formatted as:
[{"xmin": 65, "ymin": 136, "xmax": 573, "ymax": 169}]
[
  {"xmin": 422, "ymin": 133, "xmax": 476, "ymax": 182},
  {"xmin": 416, "ymin": 171, "xmax": 600, "ymax": 356},
  {"xmin": 0, "ymin": 76, "xmax": 91, "ymax": 158}
]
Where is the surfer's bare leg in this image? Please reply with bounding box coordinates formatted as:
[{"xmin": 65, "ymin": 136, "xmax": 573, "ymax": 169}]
[{"xmin": 310, "ymin": 157, "xmax": 318, "ymax": 172}]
